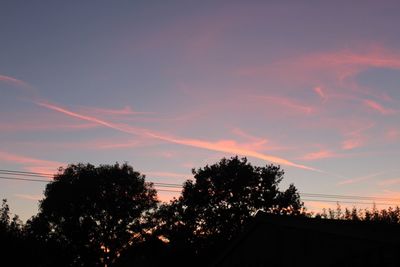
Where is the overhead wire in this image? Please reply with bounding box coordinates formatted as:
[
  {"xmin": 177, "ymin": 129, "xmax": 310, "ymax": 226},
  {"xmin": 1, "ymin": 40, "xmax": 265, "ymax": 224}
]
[{"xmin": 1, "ymin": 168, "xmax": 400, "ymax": 206}]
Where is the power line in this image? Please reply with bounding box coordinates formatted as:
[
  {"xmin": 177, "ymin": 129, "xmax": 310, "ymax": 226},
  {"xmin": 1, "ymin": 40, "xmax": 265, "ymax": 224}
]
[
  {"xmin": 0, "ymin": 169, "xmax": 182, "ymax": 188},
  {"xmin": 1, "ymin": 168, "xmax": 400, "ymax": 205},
  {"xmin": 0, "ymin": 169, "xmax": 183, "ymax": 188},
  {"xmin": 148, "ymin": 182, "xmax": 182, "ymax": 187},
  {"xmin": 0, "ymin": 169, "xmax": 52, "ymax": 178},
  {"xmin": 0, "ymin": 175, "xmax": 182, "ymax": 189},
  {"xmin": 301, "ymin": 193, "xmax": 400, "ymax": 202},
  {"xmin": 301, "ymin": 198, "xmax": 400, "ymax": 207},
  {"xmin": 156, "ymin": 189, "xmax": 181, "ymax": 193},
  {"xmin": 0, "ymin": 176, "xmax": 49, "ymax": 183}
]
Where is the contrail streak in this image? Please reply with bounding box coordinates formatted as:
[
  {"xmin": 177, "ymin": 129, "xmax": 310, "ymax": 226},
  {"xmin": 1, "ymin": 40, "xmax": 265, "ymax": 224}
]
[{"xmin": 36, "ymin": 101, "xmax": 318, "ymax": 171}]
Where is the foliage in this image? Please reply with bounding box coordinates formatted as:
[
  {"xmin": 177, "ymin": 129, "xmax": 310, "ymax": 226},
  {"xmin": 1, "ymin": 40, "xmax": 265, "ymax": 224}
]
[
  {"xmin": 3, "ymin": 158, "xmax": 400, "ymax": 266},
  {"xmin": 314, "ymin": 203, "xmax": 400, "ymax": 224},
  {"xmin": 0, "ymin": 199, "xmax": 28, "ymax": 265},
  {"xmin": 30, "ymin": 163, "xmax": 158, "ymax": 266},
  {"xmin": 154, "ymin": 156, "xmax": 304, "ymax": 263}
]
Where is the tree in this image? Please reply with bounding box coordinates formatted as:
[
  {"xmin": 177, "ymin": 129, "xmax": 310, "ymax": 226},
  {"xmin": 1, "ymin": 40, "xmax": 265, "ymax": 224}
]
[
  {"xmin": 30, "ymin": 163, "xmax": 158, "ymax": 266},
  {"xmin": 154, "ymin": 156, "xmax": 303, "ymax": 264},
  {"xmin": 0, "ymin": 199, "xmax": 27, "ymax": 266}
]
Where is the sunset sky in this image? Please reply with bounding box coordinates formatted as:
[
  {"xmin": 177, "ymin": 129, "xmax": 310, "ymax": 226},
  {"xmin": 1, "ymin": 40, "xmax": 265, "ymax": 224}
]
[{"xmin": 2, "ymin": 1, "xmax": 400, "ymax": 221}]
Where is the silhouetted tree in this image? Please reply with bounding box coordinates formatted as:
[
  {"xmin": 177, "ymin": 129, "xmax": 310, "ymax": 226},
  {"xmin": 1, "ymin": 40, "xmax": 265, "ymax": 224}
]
[
  {"xmin": 113, "ymin": 236, "xmax": 170, "ymax": 267},
  {"xmin": 154, "ymin": 156, "xmax": 303, "ymax": 265},
  {"xmin": 314, "ymin": 205, "xmax": 400, "ymax": 225},
  {"xmin": 0, "ymin": 199, "xmax": 29, "ymax": 265},
  {"xmin": 29, "ymin": 163, "xmax": 158, "ymax": 266}
]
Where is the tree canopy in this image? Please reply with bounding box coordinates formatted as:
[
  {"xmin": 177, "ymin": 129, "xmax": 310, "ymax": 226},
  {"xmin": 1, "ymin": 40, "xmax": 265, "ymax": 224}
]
[
  {"xmin": 4, "ymin": 157, "xmax": 400, "ymax": 266},
  {"xmin": 154, "ymin": 156, "xmax": 303, "ymax": 262},
  {"xmin": 30, "ymin": 163, "xmax": 158, "ymax": 266}
]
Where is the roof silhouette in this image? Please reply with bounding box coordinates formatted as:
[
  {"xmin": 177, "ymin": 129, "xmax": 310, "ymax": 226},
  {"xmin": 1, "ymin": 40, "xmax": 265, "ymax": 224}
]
[{"xmin": 212, "ymin": 212, "xmax": 400, "ymax": 267}]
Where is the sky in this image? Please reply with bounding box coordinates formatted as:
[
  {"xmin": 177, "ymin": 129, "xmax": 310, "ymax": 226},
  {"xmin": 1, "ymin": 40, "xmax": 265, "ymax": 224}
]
[{"xmin": 1, "ymin": 1, "xmax": 400, "ymax": 221}]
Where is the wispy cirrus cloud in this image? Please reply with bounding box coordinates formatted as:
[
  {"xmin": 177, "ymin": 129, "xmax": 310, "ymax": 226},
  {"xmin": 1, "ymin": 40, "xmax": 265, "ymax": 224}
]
[
  {"xmin": 36, "ymin": 101, "xmax": 317, "ymax": 171},
  {"xmin": 385, "ymin": 128, "xmax": 400, "ymax": 142},
  {"xmin": 231, "ymin": 128, "xmax": 285, "ymax": 152},
  {"xmin": 4, "ymin": 135, "xmax": 157, "ymax": 152},
  {"xmin": 341, "ymin": 139, "xmax": 364, "ymax": 151},
  {"xmin": 0, "ymin": 150, "xmax": 63, "ymax": 174},
  {"xmin": 0, "ymin": 120, "xmax": 98, "ymax": 133},
  {"xmin": 237, "ymin": 47, "xmax": 400, "ymax": 104},
  {"xmin": 337, "ymin": 171, "xmax": 386, "ymax": 186},
  {"xmin": 301, "ymin": 149, "xmax": 338, "ymax": 161},
  {"xmin": 237, "ymin": 47, "xmax": 400, "ymax": 81},
  {"xmin": 0, "ymin": 74, "xmax": 32, "ymax": 89},
  {"xmin": 0, "ymin": 74, "xmax": 38, "ymax": 101},
  {"xmin": 79, "ymin": 105, "xmax": 153, "ymax": 116},
  {"xmin": 341, "ymin": 123, "xmax": 374, "ymax": 151},
  {"xmin": 313, "ymin": 86, "xmax": 327, "ymax": 102},
  {"xmin": 253, "ymin": 95, "xmax": 315, "ymax": 114},
  {"xmin": 378, "ymin": 178, "xmax": 400, "ymax": 186},
  {"xmin": 14, "ymin": 194, "xmax": 42, "ymax": 201},
  {"xmin": 134, "ymin": 134, "xmax": 318, "ymax": 171},
  {"xmin": 363, "ymin": 99, "xmax": 398, "ymax": 115},
  {"xmin": 35, "ymin": 101, "xmax": 152, "ymax": 136},
  {"xmin": 90, "ymin": 140, "xmax": 149, "ymax": 150},
  {"xmin": 232, "ymin": 127, "xmax": 267, "ymax": 143}
]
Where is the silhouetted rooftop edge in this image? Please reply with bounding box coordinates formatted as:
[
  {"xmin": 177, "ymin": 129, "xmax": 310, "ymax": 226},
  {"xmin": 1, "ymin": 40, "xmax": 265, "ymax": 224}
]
[{"xmin": 212, "ymin": 211, "xmax": 400, "ymax": 267}]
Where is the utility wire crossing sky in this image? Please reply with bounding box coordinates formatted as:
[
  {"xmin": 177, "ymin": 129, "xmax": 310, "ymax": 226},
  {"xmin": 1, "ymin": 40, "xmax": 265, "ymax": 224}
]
[
  {"xmin": 1, "ymin": 1, "xmax": 400, "ymax": 220},
  {"xmin": 2, "ymin": 169, "xmax": 400, "ymax": 210}
]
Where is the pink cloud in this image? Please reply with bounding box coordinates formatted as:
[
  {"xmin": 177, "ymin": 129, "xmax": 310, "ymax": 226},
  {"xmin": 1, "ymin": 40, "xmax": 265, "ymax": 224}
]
[
  {"xmin": 25, "ymin": 166, "xmax": 59, "ymax": 174},
  {"xmin": 313, "ymin": 86, "xmax": 327, "ymax": 102},
  {"xmin": 337, "ymin": 176, "xmax": 371, "ymax": 186},
  {"xmin": 36, "ymin": 101, "xmax": 130, "ymax": 132},
  {"xmin": 85, "ymin": 139, "xmax": 153, "ymax": 150},
  {"xmin": 385, "ymin": 128, "xmax": 400, "ymax": 141},
  {"xmin": 341, "ymin": 139, "xmax": 364, "ymax": 150},
  {"xmin": 14, "ymin": 194, "xmax": 42, "ymax": 201},
  {"xmin": 0, "ymin": 74, "xmax": 32, "ymax": 89},
  {"xmin": 5, "ymin": 138, "xmax": 155, "ymax": 152},
  {"xmin": 231, "ymin": 128, "xmax": 287, "ymax": 152},
  {"xmin": 301, "ymin": 149, "xmax": 338, "ymax": 161},
  {"xmin": 0, "ymin": 150, "xmax": 63, "ymax": 175},
  {"xmin": 155, "ymin": 136, "xmax": 317, "ymax": 171},
  {"xmin": 0, "ymin": 121, "xmax": 98, "ymax": 133},
  {"xmin": 184, "ymin": 15, "xmax": 230, "ymax": 59},
  {"xmin": 363, "ymin": 99, "xmax": 397, "ymax": 115},
  {"xmin": 130, "ymin": 5, "xmax": 235, "ymax": 61},
  {"xmin": 319, "ymin": 49, "xmax": 400, "ymax": 70},
  {"xmin": 255, "ymin": 95, "xmax": 315, "ymax": 114},
  {"xmin": 232, "ymin": 128, "xmax": 267, "ymax": 143},
  {"xmin": 378, "ymin": 178, "xmax": 400, "ymax": 186},
  {"xmin": 237, "ymin": 47, "xmax": 400, "ymax": 104},
  {"xmin": 157, "ymin": 151, "xmax": 175, "ymax": 159},
  {"xmin": 337, "ymin": 171, "xmax": 385, "ymax": 186},
  {"xmin": 236, "ymin": 46, "xmax": 400, "ymax": 122},
  {"xmin": 340, "ymin": 123, "xmax": 373, "ymax": 150},
  {"xmin": 80, "ymin": 105, "xmax": 153, "ymax": 116},
  {"xmin": 36, "ymin": 101, "xmax": 318, "ymax": 172}
]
